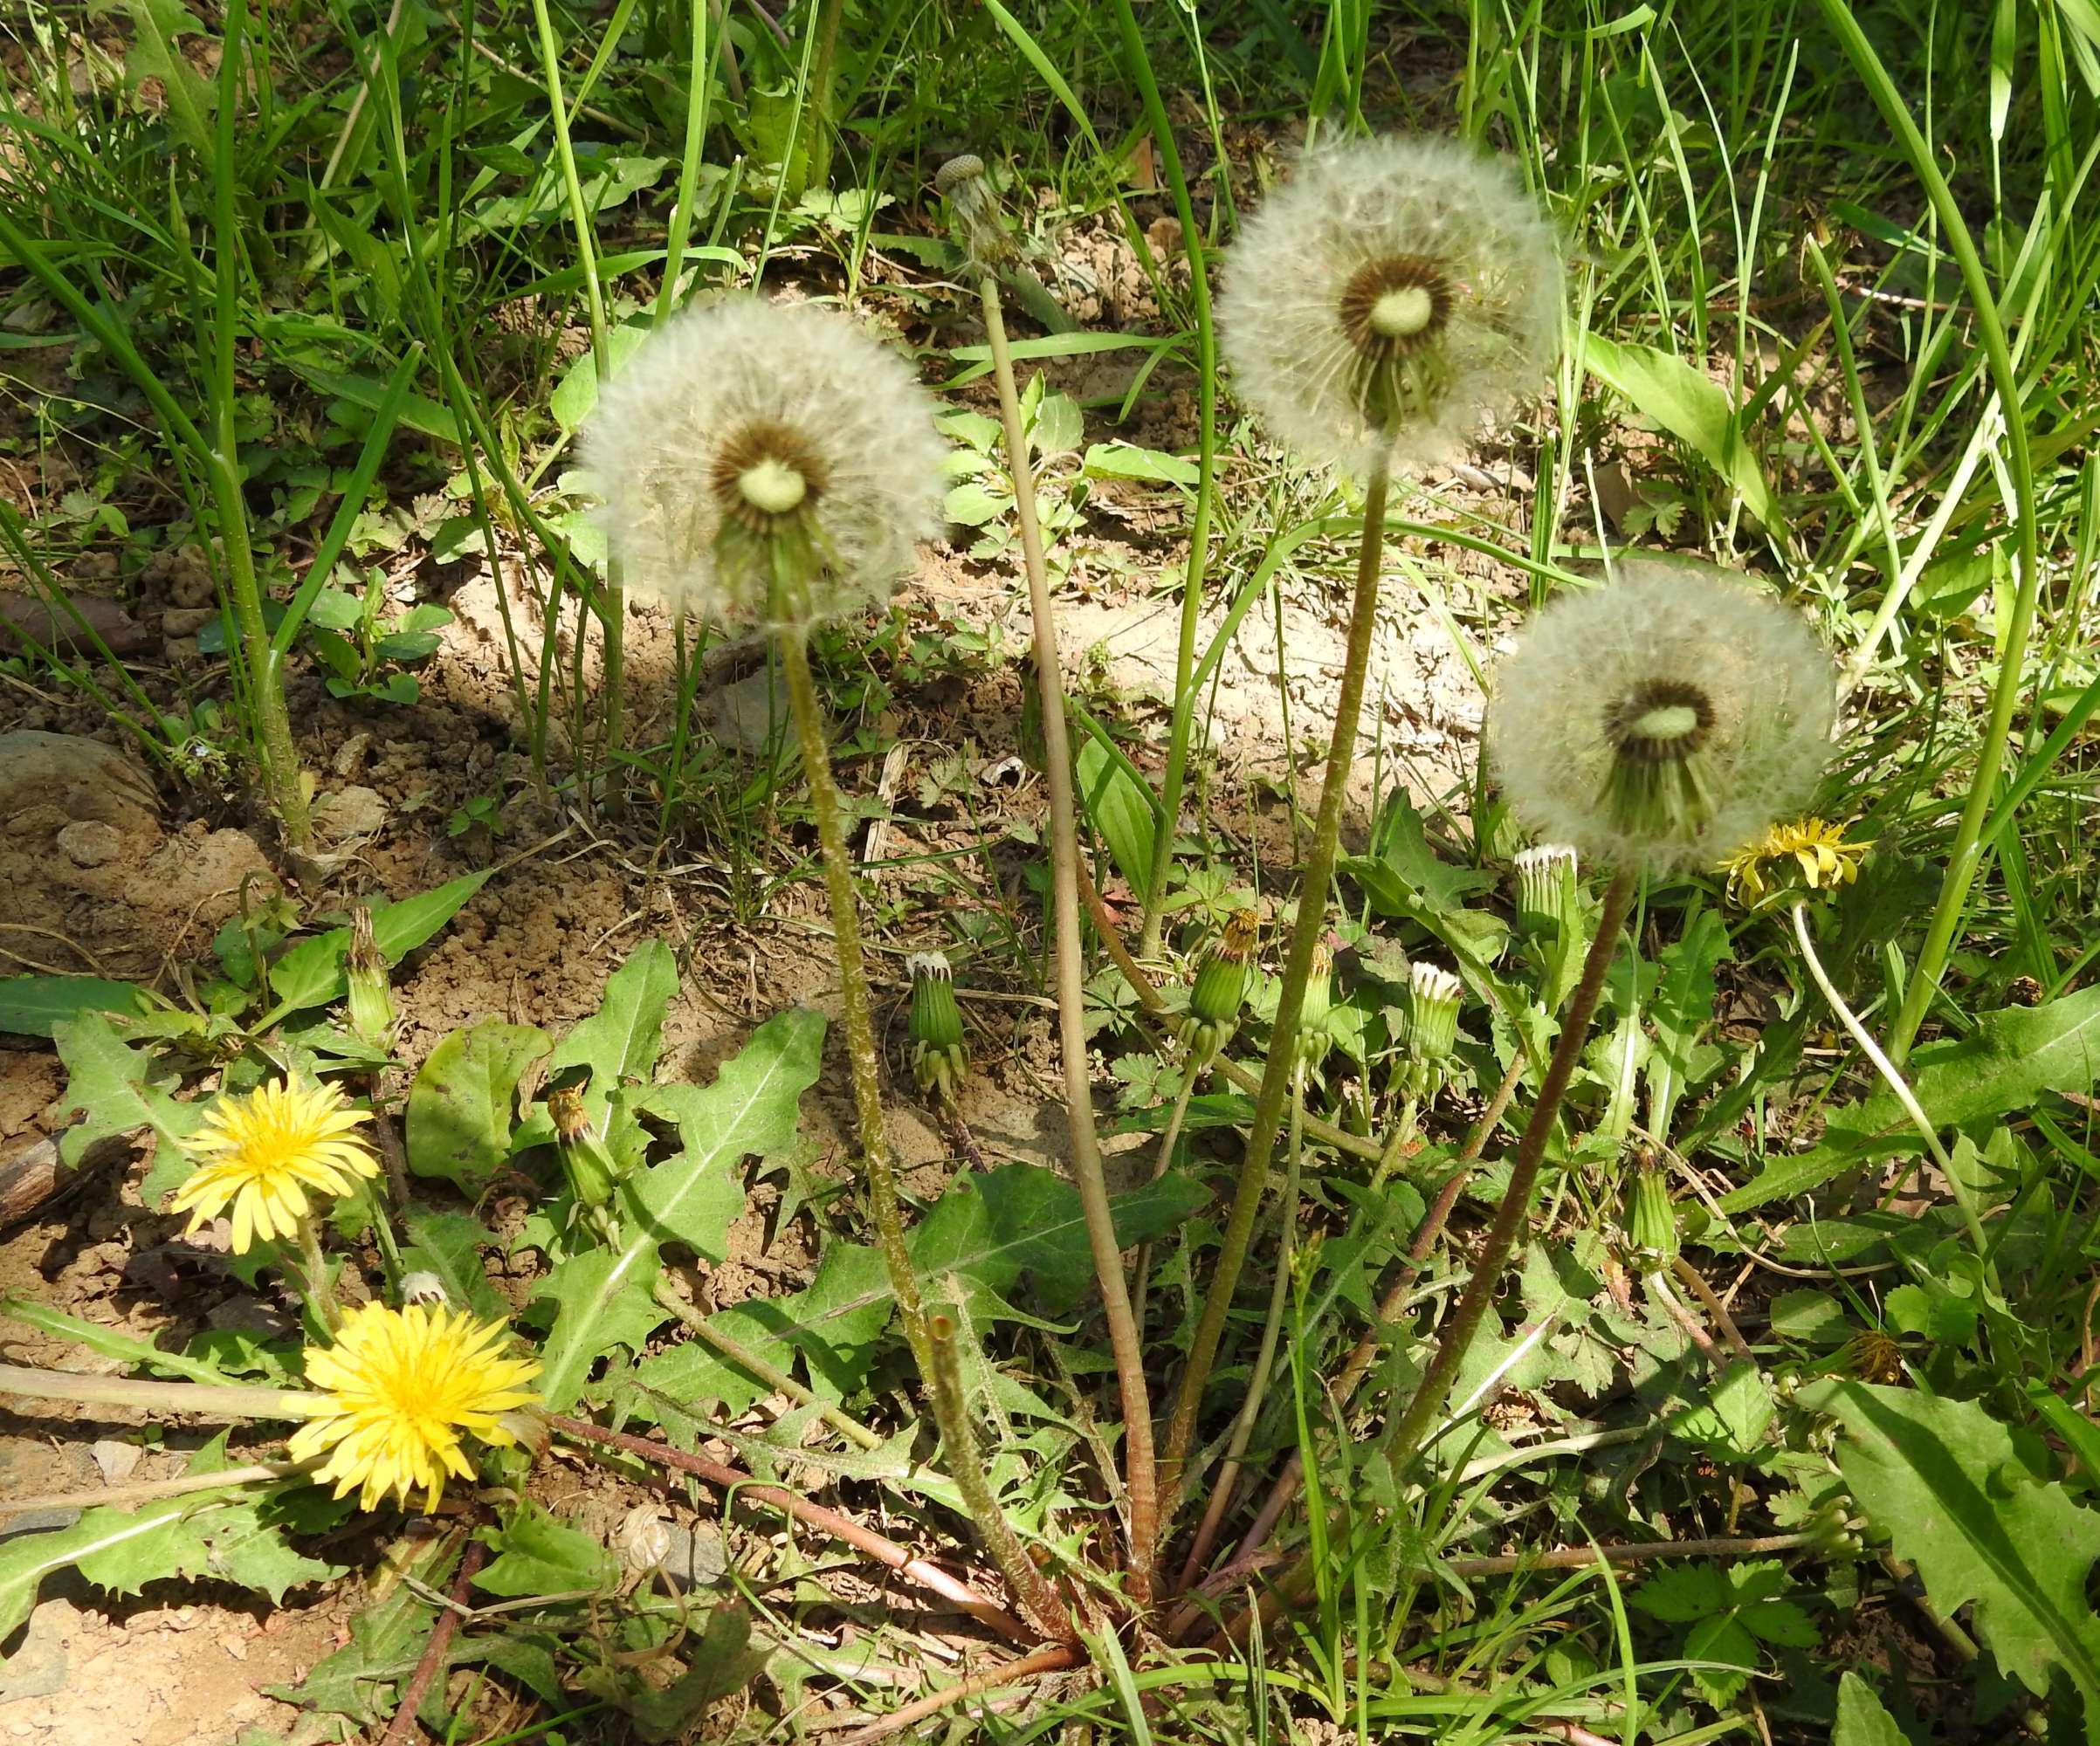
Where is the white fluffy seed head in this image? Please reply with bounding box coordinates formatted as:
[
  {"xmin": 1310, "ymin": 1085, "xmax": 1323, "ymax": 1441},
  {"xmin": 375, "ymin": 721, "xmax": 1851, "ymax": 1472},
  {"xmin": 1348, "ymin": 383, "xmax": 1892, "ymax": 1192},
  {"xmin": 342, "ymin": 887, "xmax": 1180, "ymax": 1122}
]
[
  {"xmin": 1487, "ymin": 559, "xmax": 1838, "ymax": 874},
  {"xmin": 583, "ymin": 298, "xmax": 947, "ymax": 632},
  {"xmin": 1218, "ymin": 134, "xmax": 1561, "ymax": 474}
]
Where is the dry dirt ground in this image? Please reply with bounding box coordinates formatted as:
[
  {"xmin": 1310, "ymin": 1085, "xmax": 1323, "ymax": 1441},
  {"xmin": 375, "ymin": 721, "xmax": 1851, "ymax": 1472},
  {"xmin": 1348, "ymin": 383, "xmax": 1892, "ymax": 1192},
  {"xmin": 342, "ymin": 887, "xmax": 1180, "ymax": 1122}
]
[{"xmin": 0, "ymin": 210, "xmax": 1542, "ymax": 1740}]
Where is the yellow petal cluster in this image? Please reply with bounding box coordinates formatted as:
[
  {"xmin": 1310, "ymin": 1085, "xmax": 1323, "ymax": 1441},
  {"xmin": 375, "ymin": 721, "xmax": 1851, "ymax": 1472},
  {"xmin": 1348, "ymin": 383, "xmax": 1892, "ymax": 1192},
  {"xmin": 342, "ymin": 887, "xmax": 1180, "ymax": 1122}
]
[
  {"xmin": 169, "ymin": 1078, "xmax": 380, "ymax": 1253},
  {"xmin": 288, "ymin": 1303, "xmax": 541, "ymax": 1511},
  {"xmin": 1721, "ymin": 816, "xmax": 1869, "ymax": 906}
]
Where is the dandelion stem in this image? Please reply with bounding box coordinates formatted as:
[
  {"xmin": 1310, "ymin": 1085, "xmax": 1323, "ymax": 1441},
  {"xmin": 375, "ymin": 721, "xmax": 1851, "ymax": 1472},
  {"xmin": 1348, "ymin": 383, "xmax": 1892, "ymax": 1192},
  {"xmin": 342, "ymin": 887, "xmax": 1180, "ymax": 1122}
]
[
  {"xmin": 978, "ymin": 269, "xmax": 1157, "ymax": 1599},
  {"xmin": 1161, "ymin": 454, "xmax": 1391, "ymax": 1511},
  {"xmin": 1177, "ymin": 1063, "xmax": 1306, "ymax": 1593},
  {"xmin": 1379, "ymin": 868, "xmax": 1635, "ymax": 1471},
  {"xmin": 0, "ymin": 1363, "xmax": 321, "ymax": 1420},
  {"xmin": 926, "ymin": 1313, "xmax": 1078, "ymax": 1643},
  {"xmin": 775, "ymin": 626, "xmax": 929, "ymax": 1378},
  {"xmin": 1129, "ymin": 1063, "xmax": 1202, "ymax": 1337},
  {"xmin": 1789, "ymin": 900, "xmax": 1993, "ymax": 1270},
  {"xmin": 294, "ymin": 1214, "xmax": 342, "ymax": 1336},
  {"xmin": 651, "ymin": 1280, "xmax": 881, "ymax": 1451}
]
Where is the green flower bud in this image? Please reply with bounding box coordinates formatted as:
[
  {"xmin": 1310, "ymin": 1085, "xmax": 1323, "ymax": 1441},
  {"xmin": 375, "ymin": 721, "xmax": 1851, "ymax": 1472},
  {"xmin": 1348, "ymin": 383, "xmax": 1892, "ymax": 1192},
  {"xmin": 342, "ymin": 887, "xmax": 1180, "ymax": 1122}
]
[
  {"xmin": 1624, "ymin": 1154, "xmax": 1679, "ymax": 1266},
  {"xmin": 345, "ymin": 905, "xmax": 396, "ymax": 1050},
  {"xmin": 1513, "ymin": 843, "xmax": 1578, "ymax": 942},
  {"xmin": 1404, "ymin": 963, "xmax": 1462, "ymax": 1062},
  {"xmin": 908, "ymin": 952, "xmax": 969, "ymax": 1106},
  {"xmin": 548, "ymin": 1082, "xmax": 618, "ymax": 1210},
  {"xmin": 1180, "ymin": 909, "xmax": 1257, "ymax": 1066},
  {"xmin": 1294, "ymin": 940, "xmax": 1335, "ymax": 1070}
]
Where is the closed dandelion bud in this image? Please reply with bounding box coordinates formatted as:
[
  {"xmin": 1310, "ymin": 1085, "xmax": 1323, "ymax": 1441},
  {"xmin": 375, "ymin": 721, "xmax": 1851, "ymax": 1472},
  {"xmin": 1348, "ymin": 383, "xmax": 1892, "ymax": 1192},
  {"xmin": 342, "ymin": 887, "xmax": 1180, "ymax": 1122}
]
[
  {"xmin": 1625, "ymin": 1156, "xmax": 1679, "ymax": 1266},
  {"xmin": 1405, "ymin": 963, "xmax": 1462, "ymax": 1062},
  {"xmin": 1219, "ymin": 135, "xmax": 1560, "ymax": 475},
  {"xmin": 936, "ymin": 154, "xmax": 1017, "ymax": 276},
  {"xmin": 907, "ymin": 952, "xmax": 969, "ymax": 1105},
  {"xmin": 1295, "ymin": 941, "xmax": 1335, "ymax": 1070},
  {"xmin": 547, "ymin": 1081, "xmax": 617, "ymax": 1211},
  {"xmin": 1513, "ymin": 844, "xmax": 1578, "ymax": 942},
  {"xmin": 345, "ymin": 905, "xmax": 396, "ymax": 1049},
  {"xmin": 1488, "ymin": 560, "xmax": 1838, "ymax": 874},
  {"xmin": 1181, "ymin": 909, "xmax": 1258, "ymax": 1065},
  {"xmin": 585, "ymin": 299, "xmax": 946, "ymax": 634}
]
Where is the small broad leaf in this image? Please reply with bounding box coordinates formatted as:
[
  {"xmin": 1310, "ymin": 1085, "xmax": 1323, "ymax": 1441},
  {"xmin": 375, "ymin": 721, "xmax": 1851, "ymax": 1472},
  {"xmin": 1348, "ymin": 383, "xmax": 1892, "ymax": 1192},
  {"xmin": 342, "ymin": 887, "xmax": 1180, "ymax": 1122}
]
[
  {"xmin": 1669, "ymin": 1360, "xmax": 1774, "ymax": 1461},
  {"xmin": 1082, "ymin": 440, "xmax": 1198, "ymax": 485},
  {"xmin": 1834, "ymin": 1672, "xmax": 1911, "ymax": 1745},
  {"xmin": 1628, "ymin": 1561, "xmax": 1727, "ymax": 1622},
  {"xmin": 267, "ymin": 873, "xmax": 491, "ymax": 1018},
  {"xmin": 475, "ymin": 1502, "xmax": 618, "ymax": 1598},
  {"xmin": 1769, "ymin": 1288, "xmax": 1851, "ymax": 1346},
  {"xmin": 406, "ymin": 1020, "xmax": 550, "ymax": 1193},
  {"xmin": 1076, "ymin": 738, "xmax": 1157, "ymax": 899},
  {"xmin": 1583, "ymin": 333, "xmax": 1780, "ymax": 527},
  {"xmin": 1683, "ymin": 1612, "xmax": 1757, "ymax": 1705},
  {"xmin": 549, "ymin": 324, "xmax": 651, "ymax": 430},
  {"xmin": 1807, "ymin": 1380, "xmax": 2100, "ymax": 1702},
  {"xmin": 0, "ymin": 975, "xmax": 149, "ymax": 1038}
]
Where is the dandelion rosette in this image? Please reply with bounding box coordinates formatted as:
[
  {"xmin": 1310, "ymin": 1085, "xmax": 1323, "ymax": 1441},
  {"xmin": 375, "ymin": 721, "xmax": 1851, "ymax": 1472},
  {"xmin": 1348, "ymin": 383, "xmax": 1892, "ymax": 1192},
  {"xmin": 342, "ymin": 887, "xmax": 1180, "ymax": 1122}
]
[
  {"xmin": 288, "ymin": 1303, "xmax": 541, "ymax": 1511},
  {"xmin": 1487, "ymin": 559, "xmax": 1837, "ymax": 874},
  {"xmin": 1218, "ymin": 134, "xmax": 1560, "ymax": 472},
  {"xmin": 1721, "ymin": 816, "xmax": 1869, "ymax": 907},
  {"xmin": 584, "ymin": 298, "xmax": 947, "ymax": 631},
  {"xmin": 169, "ymin": 1078, "xmax": 380, "ymax": 1254}
]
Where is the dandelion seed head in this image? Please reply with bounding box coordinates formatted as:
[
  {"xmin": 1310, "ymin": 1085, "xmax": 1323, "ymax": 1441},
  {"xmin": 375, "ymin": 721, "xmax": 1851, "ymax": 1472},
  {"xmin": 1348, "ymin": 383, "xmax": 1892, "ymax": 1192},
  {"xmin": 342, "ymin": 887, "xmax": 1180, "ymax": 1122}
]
[
  {"xmin": 584, "ymin": 298, "xmax": 947, "ymax": 632},
  {"xmin": 1487, "ymin": 559, "xmax": 1837, "ymax": 873},
  {"xmin": 1218, "ymin": 135, "xmax": 1560, "ymax": 473}
]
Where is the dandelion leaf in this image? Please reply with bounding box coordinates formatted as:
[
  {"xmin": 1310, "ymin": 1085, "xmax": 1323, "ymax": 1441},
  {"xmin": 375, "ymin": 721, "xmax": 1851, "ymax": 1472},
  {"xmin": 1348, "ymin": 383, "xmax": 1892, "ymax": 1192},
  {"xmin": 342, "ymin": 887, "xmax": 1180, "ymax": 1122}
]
[
  {"xmin": 51, "ymin": 1011, "xmax": 202, "ymax": 1186},
  {"xmin": 1807, "ymin": 1380, "xmax": 2100, "ymax": 1702},
  {"xmin": 529, "ymin": 1007, "xmax": 824, "ymax": 1411},
  {"xmin": 405, "ymin": 1020, "xmax": 549, "ymax": 1193}
]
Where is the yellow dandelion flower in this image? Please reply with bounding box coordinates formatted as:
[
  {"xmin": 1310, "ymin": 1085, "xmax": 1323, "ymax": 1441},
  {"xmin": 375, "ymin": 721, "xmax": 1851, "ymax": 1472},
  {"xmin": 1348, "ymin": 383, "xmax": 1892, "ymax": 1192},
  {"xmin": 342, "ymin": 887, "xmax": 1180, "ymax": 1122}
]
[
  {"xmin": 287, "ymin": 1303, "xmax": 541, "ymax": 1511},
  {"xmin": 169, "ymin": 1078, "xmax": 381, "ymax": 1253},
  {"xmin": 1721, "ymin": 817, "xmax": 1869, "ymax": 906}
]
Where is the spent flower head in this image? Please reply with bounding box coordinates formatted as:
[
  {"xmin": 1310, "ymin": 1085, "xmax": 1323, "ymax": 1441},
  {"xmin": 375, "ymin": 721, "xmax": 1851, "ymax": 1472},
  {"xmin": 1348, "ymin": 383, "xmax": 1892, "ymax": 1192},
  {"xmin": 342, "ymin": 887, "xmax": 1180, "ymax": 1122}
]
[
  {"xmin": 1218, "ymin": 134, "xmax": 1560, "ymax": 473},
  {"xmin": 935, "ymin": 155, "xmax": 1017, "ymax": 276},
  {"xmin": 287, "ymin": 1303, "xmax": 540, "ymax": 1512},
  {"xmin": 1721, "ymin": 816, "xmax": 1869, "ymax": 907},
  {"xmin": 1181, "ymin": 908, "xmax": 1259, "ymax": 1066},
  {"xmin": 169, "ymin": 1078, "xmax": 380, "ymax": 1253},
  {"xmin": 585, "ymin": 298, "xmax": 947, "ymax": 632},
  {"xmin": 1487, "ymin": 559, "xmax": 1837, "ymax": 874}
]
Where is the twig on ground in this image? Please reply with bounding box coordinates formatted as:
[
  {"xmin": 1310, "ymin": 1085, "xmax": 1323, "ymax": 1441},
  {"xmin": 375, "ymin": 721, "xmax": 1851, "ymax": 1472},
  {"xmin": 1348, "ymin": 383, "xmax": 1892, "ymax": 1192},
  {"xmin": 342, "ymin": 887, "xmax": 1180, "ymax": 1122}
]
[
  {"xmin": 824, "ymin": 1642, "xmax": 1084, "ymax": 1744},
  {"xmin": 379, "ymin": 1535, "xmax": 486, "ymax": 1746}
]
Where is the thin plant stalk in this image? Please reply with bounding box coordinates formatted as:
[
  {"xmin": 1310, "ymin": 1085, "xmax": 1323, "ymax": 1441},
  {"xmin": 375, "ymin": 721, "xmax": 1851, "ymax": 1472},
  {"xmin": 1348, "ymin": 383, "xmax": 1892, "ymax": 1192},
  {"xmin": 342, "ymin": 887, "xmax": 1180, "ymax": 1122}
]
[
  {"xmin": 531, "ymin": 0, "xmax": 624, "ymax": 774},
  {"xmin": 1379, "ymin": 869, "xmax": 1636, "ymax": 1470},
  {"xmin": 977, "ymin": 271, "xmax": 1157, "ymax": 1599},
  {"xmin": 1160, "ymin": 456, "xmax": 1392, "ymax": 1508},
  {"xmin": 1108, "ymin": 0, "xmax": 1219, "ymax": 960},
  {"xmin": 1128, "ymin": 1062, "xmax": 1201, "ymax": 1335},
  {"xmin": 294, "ymin": 1216, "xmax": 343, "ymax": 1336},
  {"xmin": 774, "ymin": 625, "xmax": 930, "ymax": 1378},
  {"xmin": 1814, "ymin": 0, "xmax": 2041, "ymax": 1064},
  {"xmin": 1791, "ymin": 900, "xmax": 1993, "ymax": 1268},
  {"xmin": 214, "ymin": 0, "xmax": 311, "ymax": 854},
  {"xmin": 926, "ymin": 1313, "xmax": 1078, "ymax": 1644},
  {"xmin": 1178, "ymin": 1063, "xmax": 1306, "ymax": 1591}
]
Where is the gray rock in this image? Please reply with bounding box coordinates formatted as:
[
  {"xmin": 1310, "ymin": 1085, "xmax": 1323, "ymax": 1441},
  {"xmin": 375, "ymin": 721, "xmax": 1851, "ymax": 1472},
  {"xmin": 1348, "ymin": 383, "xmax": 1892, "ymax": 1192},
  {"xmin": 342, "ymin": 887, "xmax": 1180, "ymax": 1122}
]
[{"xmin": 55, "ymin": 820, "xmax": 123, "ymax": 868}]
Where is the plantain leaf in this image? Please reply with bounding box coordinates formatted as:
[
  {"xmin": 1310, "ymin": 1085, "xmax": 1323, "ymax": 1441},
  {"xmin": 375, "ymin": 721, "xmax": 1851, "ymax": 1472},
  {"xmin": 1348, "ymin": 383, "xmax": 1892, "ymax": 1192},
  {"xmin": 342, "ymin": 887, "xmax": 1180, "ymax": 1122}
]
[
  {"xmin": 1724, "ymin": 983, "xmax": 2100, "ymax": 1211},
  {"xmin": 528, "ymin": 1007, "xmax": 824, "ymax": 1411},
  {"xmin": 1583, "ymin": 333, "xmax": 1780, "ymax": 526},
  {"xmin": 1806, "ymin": 1380, "xmax": 2100, "ymax": 1704}
]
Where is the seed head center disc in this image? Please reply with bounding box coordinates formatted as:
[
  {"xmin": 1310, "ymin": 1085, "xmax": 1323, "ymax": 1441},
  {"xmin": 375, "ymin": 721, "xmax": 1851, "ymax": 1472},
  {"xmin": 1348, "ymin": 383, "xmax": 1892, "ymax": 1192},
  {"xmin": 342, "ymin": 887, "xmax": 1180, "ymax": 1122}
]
[
  {"xmin": 1369, "ymin": 284, "xmax": 1436, "ymax": 338},
  {"xmin": 1603, "ymin": 679, "xmax": 1716, "ymax": 764},
  {"xmin": 737, "ymin": 457, "xmax": 809, "ymax": 516}
]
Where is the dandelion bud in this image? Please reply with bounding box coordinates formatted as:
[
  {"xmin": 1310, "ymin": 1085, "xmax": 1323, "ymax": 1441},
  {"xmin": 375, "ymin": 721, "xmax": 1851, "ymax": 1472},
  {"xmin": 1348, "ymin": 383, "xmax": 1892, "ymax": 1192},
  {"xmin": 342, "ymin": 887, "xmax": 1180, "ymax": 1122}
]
[
  {"xmin": 585, "ymin": 299, "xmax": 946, "ymax": 634},
  {"xmin": 907, "ymin": 952, "xmax": 969, "ymax": 1106},
  {"xmin": 935, "ymin": 153, "xmax": 1017, "ymax": 276},
  {"xmin": 1218, "ymin": 134, "xmax": 1560, "ymax": 474},
  {"xmin": 400, "ymin": 1270, "xmax": 448, "ymax": 1306},
  {"xmin": 1488, "ymin": 560, "xmax": 1837, "ymax": 874},
  {"xmin": 547, "ymin": 1080, "xmax": 618, "ymax": 1211},
  {"xmin": 1623, "ymin": 1153, "xmax": 1679, "ymax": 1267},
  {"xmin": 345, "ymin": 905, "xmax": 396, "ymax": 1050},
  {"xmin": 1180, "ymin": 909, "xmax": 1258, "ymax": 1066},
  {"xmin": 1404, "ymin": 963, "xmax": 1462, "ymax": 1063},
  {"xmin": 1513, "ymin": 844, "xmax": 1579, "ymax": 941},
  {"xmin": 1294, "ymin": 941, "xmax": 1335, "ymax": 1071}
]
